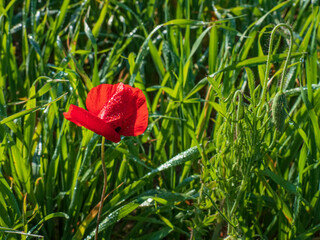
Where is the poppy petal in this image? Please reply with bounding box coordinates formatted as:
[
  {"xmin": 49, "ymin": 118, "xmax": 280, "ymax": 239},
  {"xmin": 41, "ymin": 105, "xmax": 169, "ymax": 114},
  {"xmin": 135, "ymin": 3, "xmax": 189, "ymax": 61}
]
[
  {"xmin": 86, "ymin": 84, "xmax": 119, "ymax": 116},
  {"xmin": 118, "ymin": 87, "xmax": 148, "ymax": 136},
  {"xmin": 97, "ymin": 83, "xmax": 134, "ymax": 124},
  {"xmin": 63, "ymin": 104, "xmax": 121, "ymax": 143}
]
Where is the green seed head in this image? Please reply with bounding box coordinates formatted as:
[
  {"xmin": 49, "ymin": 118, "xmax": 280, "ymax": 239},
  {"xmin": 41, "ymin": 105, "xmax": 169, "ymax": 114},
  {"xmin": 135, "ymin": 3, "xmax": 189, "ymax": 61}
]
[
  {"xmin": 272, "ymin": 92, "xmax": 287, "ymax": 132},
  {"xmin": 237, "ymin": 101, "xmax": 244, "ymax": 121}
]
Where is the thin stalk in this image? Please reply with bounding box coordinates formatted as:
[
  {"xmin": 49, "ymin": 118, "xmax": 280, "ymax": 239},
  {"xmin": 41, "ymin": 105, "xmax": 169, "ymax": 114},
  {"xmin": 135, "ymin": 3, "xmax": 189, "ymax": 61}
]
[
  {"xmin": 259, "ymin": 23, "xmax": 293, "ymax": 106},
  {"xmin": 95, "ymin": 137, "xmax": 107, "ymax": 240}
]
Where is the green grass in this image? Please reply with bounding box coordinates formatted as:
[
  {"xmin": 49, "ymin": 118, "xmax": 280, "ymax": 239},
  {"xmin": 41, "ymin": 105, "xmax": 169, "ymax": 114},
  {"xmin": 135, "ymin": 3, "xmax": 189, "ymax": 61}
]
[{"xmin": 0, "ymin": 0, "xmax": 320, "ymax": 239}]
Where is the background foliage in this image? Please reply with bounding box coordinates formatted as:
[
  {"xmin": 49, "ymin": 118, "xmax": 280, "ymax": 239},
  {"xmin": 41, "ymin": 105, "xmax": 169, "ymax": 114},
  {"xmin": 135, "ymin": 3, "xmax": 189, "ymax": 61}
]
[{"xmin": 0, "ymin": 0, "xmax": 320, "ymax": 239}]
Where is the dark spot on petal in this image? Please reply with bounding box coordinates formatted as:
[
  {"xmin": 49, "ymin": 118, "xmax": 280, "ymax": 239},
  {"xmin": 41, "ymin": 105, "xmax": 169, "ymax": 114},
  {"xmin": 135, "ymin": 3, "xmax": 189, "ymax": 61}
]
[{"xmin": 115, "ymin": 126, "xmax": 121, "ymax": 133}]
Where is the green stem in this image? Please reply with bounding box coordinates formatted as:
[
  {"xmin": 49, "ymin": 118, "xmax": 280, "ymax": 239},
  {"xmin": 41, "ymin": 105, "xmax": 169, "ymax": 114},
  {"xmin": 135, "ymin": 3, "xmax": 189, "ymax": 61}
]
[
  {"xmin": 95, "ymin": 137, "xmax": 107, "ymax": 240},
  {"xmin": 260, "ymin": 23, "xmax": 293, "ymax": 105},
  {"xmin": 233, "ymin": 90, "xmax": 243, "ymax": 137}
]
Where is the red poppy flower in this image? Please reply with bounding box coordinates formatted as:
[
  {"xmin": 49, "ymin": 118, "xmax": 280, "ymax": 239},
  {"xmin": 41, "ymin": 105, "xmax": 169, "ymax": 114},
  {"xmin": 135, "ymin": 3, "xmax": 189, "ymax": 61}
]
[{"xmin": 63, "ymin": 83, "xmax": 148, "ymax": 143}]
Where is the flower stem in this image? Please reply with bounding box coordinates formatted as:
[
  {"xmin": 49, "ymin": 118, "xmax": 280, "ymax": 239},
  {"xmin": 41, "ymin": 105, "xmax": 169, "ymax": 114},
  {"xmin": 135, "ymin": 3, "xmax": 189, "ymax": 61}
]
[
  {"xmin": 95, "ymin": 137, "xmax": 106, "ymax": 240},
  {"xmin": 260, "ymin": 23, "xmax": 293, "ymax": 105}
]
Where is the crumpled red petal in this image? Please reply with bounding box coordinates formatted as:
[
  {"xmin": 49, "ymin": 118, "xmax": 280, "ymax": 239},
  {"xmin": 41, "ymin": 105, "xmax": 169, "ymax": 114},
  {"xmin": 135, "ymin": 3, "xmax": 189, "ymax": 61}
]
[
  {"xmin": 63, "ymin": 104, "xmax": 121, "ymax": 143},
  {"xmin": 86, "ymin": 84, "xmax": 119, "ymax": 116},
  {"xmin": 116, "ymin": 87, "xmax": 148, "ymax": 136}
]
